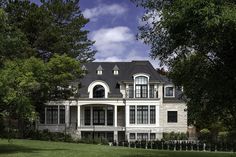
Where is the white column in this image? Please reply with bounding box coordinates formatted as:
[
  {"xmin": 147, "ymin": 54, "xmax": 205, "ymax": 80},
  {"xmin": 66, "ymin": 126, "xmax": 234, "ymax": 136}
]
[
  {"xmin": 158, "ymin": 84, "xmax": 163, "ymax": 101},
  {"xmin": 114, "ymin": 105, "xmax": 117, "ymax": 127},
  {"xmin": 114, "ymin": 131, "xmax": 118, "ymax": 142},
  {"xmin": 90, "ymin": 106, "xmax": 93, "ymax": 126},
  {"xmin": 65, "ymin": 105, "xmax": 70, "ymax": 127},
  {"xmin": 77, "ymin": 105, "xmax": 80, "ymax": 128},
  {"xmin": 125, "ymin": 105, "xmax": 129, "ymax": 127},
  {"xmin": 105, "ymin": 106, "xmax": 107, "ymax": 126}
]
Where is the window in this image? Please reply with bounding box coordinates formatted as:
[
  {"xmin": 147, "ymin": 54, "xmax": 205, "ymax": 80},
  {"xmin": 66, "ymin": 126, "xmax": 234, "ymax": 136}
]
[
  {"xmin": 149, "ymin": 85, "xmax": 154, "ymax": 98},
  {"xmin": 84, "ymin": 107, "xmax": 90, "ymax": 125},
  {"xmin": 150, "ymin": 133, "xmax": 156, "ymax": 140},
  {"xmin": 129, "ymin": 106, "xmax": 135, "ymax": 124},
  {"xmin": 130, "ymin": 133, "xmax": 135, "ymax": 140},
  {"xmin": 46, "ymin": 106, "xmax": 58, "ymax": 124},
  {"xmin": 167, "ymin": 111, "xmax": 178, "ymax": 123},
  {"xmin": 59, "ymin": 106, "xmax": 65, "ymax": 124},
  {"xmin": 93, "ymin": 85, "xmax": 105, "ymax": 98},
  {"xmin": 107, "ymin": 106, "xmax": 114, "ymax": 126},
  {"xmin": 93, "ymin": 107, "xmax": 105, "ymax": 125},
  {"xmin": 128, "ymin": 85, "xmax": 133, "ymax": 98},
  {"xmin": 135, "ymin": 76, "xmax": 148, "ymax": 98},
  {"xmin": 97, "ymin": 70, "xmax": 102, "ymax": 75},
  {"xmin": 137, "ymin": 106, "xmax": 148, "ymax": 124},
  {"xmin": 165, "ymin": 86, "xmax": 174, "ymax": 97},
  {"xmin": 150, "ymin": 106, "xmax": 156, "ymax": 124},
  {"xmin": 113, "ymin": 70, "xmax": 119, "ymax": 75},
  {"xmin": 137, "ymin": 133, "xmax": 148, "ymax": 140}
]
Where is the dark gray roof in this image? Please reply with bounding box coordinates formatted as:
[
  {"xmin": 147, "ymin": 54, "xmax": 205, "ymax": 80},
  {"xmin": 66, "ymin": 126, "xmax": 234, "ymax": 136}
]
[{"xmin": 78, "ymin": 61, "xmax": 164, "ymax": 98}]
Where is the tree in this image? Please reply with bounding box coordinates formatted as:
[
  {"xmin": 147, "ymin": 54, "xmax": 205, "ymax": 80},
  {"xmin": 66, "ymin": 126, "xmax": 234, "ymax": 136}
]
[
  {"xmin": 0, "ymin": 55, "xmax": 81, "ymax": 137},
  {"xmin": 133, "ymin": 0, "xmax": 236, "ymax": 130},
  {"xmin": 0, "ymin": 9, "xmax": 32, "ymax": 65},
  {"xmin": 1, "ymin": 0, "xmax": 96, "ymax": 61}
]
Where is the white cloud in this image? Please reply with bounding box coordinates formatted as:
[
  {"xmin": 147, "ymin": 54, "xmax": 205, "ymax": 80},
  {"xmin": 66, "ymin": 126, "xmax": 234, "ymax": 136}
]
[
  {"xmin": 83, "ymin": 4, "xmax": 127, "ymax": 21},
  {"xmin": 91, "ymin": 26, "xmax": 161, "ymax": 68},
  {"xmin": 91, "ymin": 26, "xmax": 135, "ymax": 58}
]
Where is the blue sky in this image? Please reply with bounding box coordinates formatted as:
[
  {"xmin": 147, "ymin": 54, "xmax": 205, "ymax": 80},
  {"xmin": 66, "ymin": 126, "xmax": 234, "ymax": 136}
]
[{"xmin": 32, "ymin": 0, "xmax": 160, "ymax": 68}]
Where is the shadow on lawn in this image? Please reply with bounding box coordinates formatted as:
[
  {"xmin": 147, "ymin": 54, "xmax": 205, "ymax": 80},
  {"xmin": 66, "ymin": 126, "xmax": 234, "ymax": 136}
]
[{"xmin": 0, "ymin": 144, "xmax": 67, "ymax": 154}]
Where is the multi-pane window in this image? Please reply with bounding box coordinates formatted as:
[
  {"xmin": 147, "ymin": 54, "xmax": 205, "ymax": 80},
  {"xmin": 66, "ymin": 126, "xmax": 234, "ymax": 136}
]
[
  {"xmin": 135, "ymin": 76, "xmax": 148, "ymax": 98},
  {"xmin": 84, "ymin": 107, "xmax": 91, "ymax": 125},
  {"xmin": 46, "ymin": 106, "xmax": 58, "ymax": 124},
  {"xmin": 137, "ymin": 106, "xmax": 148, "ymax": 124},
  {"xmin": 128, "ymin": 85, "xmax": 134, "ymax": 98},
  {"xmin": 93, "ymin": 107, "xmax": 105, "ymax": 125},
  {"xmin": 165, "ymin": 87, "xmax": 174, "ymax": 97},
  {"xmin": 150, "ymin": 106, "xmax": 156, "ymax": 124},
  {"xmin": 137, "ymin": 133, "xmax": 148, "ymax": 141},
  {"xmin": 130, "ymin": 105, "xmax": 156, "ymax": 124},
  {"xmin": 130, "ymin": 133, "xmax": 135, "ymax": 140},
  {"xmin": 167, "ymin": 111, "xmax": 178, "ymax": 123},
  {"xmin": 107, "ymin": 106, "xmax": 114, "ymax": 126},
  {"xmin": 129, "ymin": 106, "xmax": 135, "ymax": 124},
  {"xmin": 150, "ymin": 133, "xmax": 156, "ymax": 140},
  {"xmin": 149, "ymin": 85, "xmax": 154, "ymax": 98},
  {"xmin": 59, "ymin": 106, "xmax": 65, "ymax": 124}
]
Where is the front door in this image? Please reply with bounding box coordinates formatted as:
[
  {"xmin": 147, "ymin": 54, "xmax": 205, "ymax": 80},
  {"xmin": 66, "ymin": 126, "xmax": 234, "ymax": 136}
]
[{"xmin": 93, "ymin": 107, "xmax": 105, "ymax": 125}]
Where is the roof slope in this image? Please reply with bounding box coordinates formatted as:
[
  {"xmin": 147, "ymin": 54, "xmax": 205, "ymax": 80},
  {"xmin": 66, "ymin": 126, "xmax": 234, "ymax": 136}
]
[{"xmin": 78, "ymin": 61, "xmax": 164, "ymax": 98}]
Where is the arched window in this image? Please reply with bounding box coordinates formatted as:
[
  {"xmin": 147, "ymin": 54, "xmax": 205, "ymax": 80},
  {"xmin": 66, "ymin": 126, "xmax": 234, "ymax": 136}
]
[
  {"xmin": 135, "ymin": 76, "xmax": 148, "ymax": 98},
  {"xmin": 93, "ymin": 85, "xmax": 105, "ymax": 98}
]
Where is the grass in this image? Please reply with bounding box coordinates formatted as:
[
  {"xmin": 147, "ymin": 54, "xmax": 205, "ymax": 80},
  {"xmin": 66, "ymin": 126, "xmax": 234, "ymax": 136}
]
[{"xmin": 0, "ymin": 139, "xmax": 235, "ymax": 157}]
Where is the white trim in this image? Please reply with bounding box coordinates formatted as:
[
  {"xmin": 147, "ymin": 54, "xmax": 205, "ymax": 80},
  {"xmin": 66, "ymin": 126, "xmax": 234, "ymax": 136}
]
[
  {"xmin": 88, "ymin": 80, "xmax": 110, "ymax": 98},
  {"xmin": 164, "ymin": 85, "xmax": 175, "ymax": 98},
  {"xmin": 133, "ymin": 73, "xmax": 150, "ymax": 98}
]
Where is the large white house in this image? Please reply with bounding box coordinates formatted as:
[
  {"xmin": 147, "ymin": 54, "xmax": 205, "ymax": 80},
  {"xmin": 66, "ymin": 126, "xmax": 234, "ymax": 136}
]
[{"xmin": 38, "ymin": 61, "xmax": 187, "ymax": 142}]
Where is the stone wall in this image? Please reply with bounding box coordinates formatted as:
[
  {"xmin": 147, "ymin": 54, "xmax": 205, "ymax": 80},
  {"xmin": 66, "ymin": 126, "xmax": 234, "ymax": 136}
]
[{"xmin": 159, "ymin": 102, "xmax": 187, "ymax": 133}]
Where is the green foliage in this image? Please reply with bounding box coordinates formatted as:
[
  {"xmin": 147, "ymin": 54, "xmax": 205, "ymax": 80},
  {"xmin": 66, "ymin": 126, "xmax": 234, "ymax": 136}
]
[
  {"xmin": 162, "ymin": 132, "xmax": 188, "ymax": 141},
  {"xmin": 199, "ymin": 128, "xmax": 211, "ymax": 142},
  {"xmin": 1, "ymin": 0, "xmax": 96, "ymax": 61},
  {"xmin": 0, "ymin": 55, "xmax": 81, "ymax": 137},
  {"xmin": 133, "ymin": 0, "xmax": 236, "ymax": 130},
  {"xmin": 0, "ymin": 9, "xmax": 32, "ymax": 65},
  {"xmin": 0, "ymin": 0, "xmax": 93, "ymax": 137}
]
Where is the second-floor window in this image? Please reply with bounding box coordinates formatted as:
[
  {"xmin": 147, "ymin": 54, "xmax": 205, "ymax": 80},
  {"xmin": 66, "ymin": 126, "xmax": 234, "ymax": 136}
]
[
  {"xmin": 165, "ymin": 86, "xmax": 174, "ymax": 97},
  {"xmin": 135, "ymin": 76, "xmax": 148, "ymax": 98},
  {"xmin": 93, "ymin": 85, "xmax": 105, "ymax": 98}
]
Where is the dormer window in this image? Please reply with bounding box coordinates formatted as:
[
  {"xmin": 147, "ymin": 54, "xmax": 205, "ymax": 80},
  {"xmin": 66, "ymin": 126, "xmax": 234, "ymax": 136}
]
[
  {"xmin": 96, "ymin": 65, "xmax": 103, "ymax": 75},
  {"xmin": 165, "ymin": 86, "xmax": 175, "ymax": 97},
  {"xmin": 112, "ymin": 65, "xmax": 119, "ymax": 75},
  {"xmin": 135, "ymin": 76, "xmax": 148, "ymax": 98}
]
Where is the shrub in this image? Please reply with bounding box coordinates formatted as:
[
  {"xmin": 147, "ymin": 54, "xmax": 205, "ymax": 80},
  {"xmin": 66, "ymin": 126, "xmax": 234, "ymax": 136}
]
[
  {"xmin": 162, "ymin": 132, "xmax": 188, "ymax": 141},
  {"xmin": 218, "ymin": 131, "xmax": 228, "ymax": 142},
  {"xmin": 199, "ymin": 128, "xmax": 211, "ymax": 142}
]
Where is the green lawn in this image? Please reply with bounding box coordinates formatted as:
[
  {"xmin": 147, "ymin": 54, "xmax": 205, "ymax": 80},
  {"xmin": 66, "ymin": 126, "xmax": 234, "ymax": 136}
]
[{"xmin": 0, "ymin": 139, "xmax": 235, "ymax": 157}]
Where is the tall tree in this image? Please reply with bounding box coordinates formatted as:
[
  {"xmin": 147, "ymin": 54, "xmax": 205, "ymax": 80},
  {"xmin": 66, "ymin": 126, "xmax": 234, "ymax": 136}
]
[
  {"xmin": 0, "ymin": 9, "xmax": 32, "ymax": 65},
  {"xmin": 133, "ymin": 0, "xmax": 236, "ymax": 130},
  {"xmin": 1, "ymin": 0, "xmax": 96, "ymax": 61}
]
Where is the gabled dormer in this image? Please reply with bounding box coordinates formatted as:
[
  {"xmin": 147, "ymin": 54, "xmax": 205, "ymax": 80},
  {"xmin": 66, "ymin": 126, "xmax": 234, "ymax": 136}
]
[
  {"xmin": 96, "ymin": 65, "xmax": 103, "ymax": 75},
  {"xmin": 112, "ymin": 65, "xmax": 119, "ymax": 75}
]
